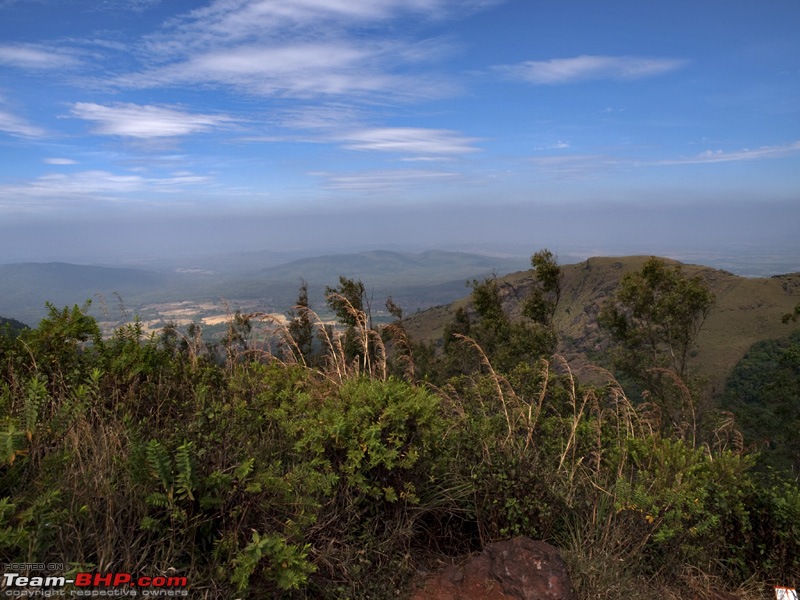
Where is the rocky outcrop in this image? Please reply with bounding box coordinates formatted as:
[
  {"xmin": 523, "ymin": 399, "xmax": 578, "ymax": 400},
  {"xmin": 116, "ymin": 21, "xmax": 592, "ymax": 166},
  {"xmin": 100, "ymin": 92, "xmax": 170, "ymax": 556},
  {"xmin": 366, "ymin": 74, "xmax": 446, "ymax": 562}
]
[{"xmin": 410, "ymin": 537, "xmax": 575, "ymax": 600}]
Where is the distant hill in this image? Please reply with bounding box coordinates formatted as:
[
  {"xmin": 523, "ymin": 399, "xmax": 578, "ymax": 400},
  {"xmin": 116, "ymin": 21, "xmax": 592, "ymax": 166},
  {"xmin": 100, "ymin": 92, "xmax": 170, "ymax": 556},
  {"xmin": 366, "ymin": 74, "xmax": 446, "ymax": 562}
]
[
  {"xmin": 0, "ymin": 251, "xmax": 531, "ymax": 325},
  {"xmin": 0, "ymin": 262, "xmax": 172, "ymax": 324},
  {"xmin": 0, "ymin": 315, "xmax": 28, "ymax": 335},
  {"xmin": 212, "ymin": 250, "xmax": 531, "ymax": 315},
  {"xmin": 402, "ymin": 256, "xmax": 800, "ymax": 393},
  {"xmin": 255, "ymin": 250, "xmax": 529, "ymax": 286}
]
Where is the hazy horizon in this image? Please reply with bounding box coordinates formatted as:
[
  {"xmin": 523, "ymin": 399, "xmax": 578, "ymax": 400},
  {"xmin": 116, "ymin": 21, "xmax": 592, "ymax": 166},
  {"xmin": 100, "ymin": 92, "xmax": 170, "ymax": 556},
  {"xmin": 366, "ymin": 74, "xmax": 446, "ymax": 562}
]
[{"xmin": 0, "ymin": 1, "xmax": 798, "ymax": 269}]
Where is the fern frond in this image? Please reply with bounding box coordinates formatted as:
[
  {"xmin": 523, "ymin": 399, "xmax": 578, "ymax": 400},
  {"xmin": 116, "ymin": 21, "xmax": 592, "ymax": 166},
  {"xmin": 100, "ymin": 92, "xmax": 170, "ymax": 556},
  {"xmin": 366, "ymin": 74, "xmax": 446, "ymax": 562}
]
[{"xmin": 145, "ymin": 439, "xmax": 173, "ymax": 489}]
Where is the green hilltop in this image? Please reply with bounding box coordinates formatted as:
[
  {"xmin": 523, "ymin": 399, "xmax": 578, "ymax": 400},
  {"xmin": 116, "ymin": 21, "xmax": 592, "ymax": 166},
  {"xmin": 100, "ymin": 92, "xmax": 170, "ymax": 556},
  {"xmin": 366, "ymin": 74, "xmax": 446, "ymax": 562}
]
[{"xmin": 402, "ymin": 255, "xmax": 800, "ymax": 393}]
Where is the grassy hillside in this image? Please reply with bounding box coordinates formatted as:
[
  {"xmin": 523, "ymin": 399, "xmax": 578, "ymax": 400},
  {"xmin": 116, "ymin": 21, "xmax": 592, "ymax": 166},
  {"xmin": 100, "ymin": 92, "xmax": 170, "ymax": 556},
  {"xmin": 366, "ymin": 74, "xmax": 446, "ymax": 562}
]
[{"xmin": 403, "ymin": 256, "xmax": 800, "ymax": 392}]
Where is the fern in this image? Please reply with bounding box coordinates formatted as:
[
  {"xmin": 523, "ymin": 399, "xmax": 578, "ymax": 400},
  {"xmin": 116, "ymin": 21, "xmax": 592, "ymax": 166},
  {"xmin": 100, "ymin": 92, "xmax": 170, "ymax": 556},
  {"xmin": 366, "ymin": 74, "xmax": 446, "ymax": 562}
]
[
  {"xmin": 0, "ymin": 420, "xmax": 28, "ymax": 465},
  {"xmin": 233, "ymin": 457, "xmax": 255, "ymax": 481},
  {"xmin": 174, "ymin": 442, "xmax": 197, "ymax": 502},
  {"xmin": 231, "ymin": 530, "xmax": 315, "ymax": 592},
  {"xmin": 23, "ymin": 377, "xmax": 48, "ymax": 441},
  {"xmin": 145, "ymin": 439, "xmax": 173, "ymax": 491},
  {"xmin": 145, "ymin": 491, "xmax": 171, "ymax": 509}
]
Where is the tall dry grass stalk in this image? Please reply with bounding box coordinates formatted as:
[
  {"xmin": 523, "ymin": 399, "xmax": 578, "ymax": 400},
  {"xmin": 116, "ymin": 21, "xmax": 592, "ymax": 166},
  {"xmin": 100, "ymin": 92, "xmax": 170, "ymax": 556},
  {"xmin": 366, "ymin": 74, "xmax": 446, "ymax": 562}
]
[
  {"xmin": 268, "ymin": 300, "xmax": 388, "ymax": 382},
  {"xmin": 324, "ymin": 292, "xmax": 387, "ymax": 381},
  {"xmin": 452, "ymin": 334, "xmax": 513, "ymax": 441},
  {"xmin": 382, "ymin": 322, "xmax": 415, "ymax": 381},
  {"xmin": 59, "ymin": 410, "xmax": 148, "ymax": 572}
]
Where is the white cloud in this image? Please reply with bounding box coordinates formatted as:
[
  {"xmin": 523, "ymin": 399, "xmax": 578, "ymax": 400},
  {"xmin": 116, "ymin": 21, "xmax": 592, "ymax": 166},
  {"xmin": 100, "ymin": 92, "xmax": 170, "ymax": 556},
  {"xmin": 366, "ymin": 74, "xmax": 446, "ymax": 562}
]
[
  {"xmin": 70, "ymin": 102, "xmax": 236, "ymax": 139},
  {"xmin": 529, "ymin": 140, "xmax": 800, "ymax": 179},
  {"xmin": 279, "ymin": 103, "xmax": 365, "ymax": 132},
  {"xmin": 312, "ymin": 168, "xmax": 459, "ymax": 191},
  {"xmin": 153, "ymin": 0, "xmax": 475, "ymax": 51},
  {"xmin": 341, "ymin": 127, "xmax": 480, "ymax": 158},
  {"xmin": 118, "ymin": 0, "xmax": 467, "ymax": 101},
  {"xmin": 43, "ymin": 158, "xmax": 78, "ymax": 165},
  {"xmin": 494, "ymin": 55, "xmax": 687, "ymax": 84},
  {"xmin": 160, "ymin": 43, "xmax": 382, "ymax": 96},
  {"xmin": 654, "ymin": 141, "xmax": 800, "ymax": 165},
  {"xmin": 0, "ymin": 108, "xmax": 46, "ymax": 138},
  {"xmin": 121, "ymin": 39, "xmax": 454, "ymax": 100},
  {"xmin": 0, "ymin": 44, "xmax": 79, "ymax": 70},
  {"xmin": 97, "ymin": 0, "xmax": 162, "ymax": 12},
  {"xmin": 0, "ymin": 169, "xmax": 214, "ymax": 210},
  {"xmin": 529, "ymin": 154, "xmax": 623, "ymax": 179}
]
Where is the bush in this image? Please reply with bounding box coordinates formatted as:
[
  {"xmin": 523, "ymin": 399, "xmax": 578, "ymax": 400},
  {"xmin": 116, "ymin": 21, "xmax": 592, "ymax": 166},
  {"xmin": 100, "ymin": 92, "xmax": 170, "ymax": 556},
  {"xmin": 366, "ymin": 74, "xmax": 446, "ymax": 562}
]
[{"xmin": 1, "ymin": 302, "xmax": 798, "ymax": 599}]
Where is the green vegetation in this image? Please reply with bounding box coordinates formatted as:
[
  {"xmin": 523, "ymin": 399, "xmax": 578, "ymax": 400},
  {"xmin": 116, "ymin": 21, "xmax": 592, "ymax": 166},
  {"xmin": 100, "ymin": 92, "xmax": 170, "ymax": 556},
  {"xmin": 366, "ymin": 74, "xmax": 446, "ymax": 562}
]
[
  {"xmin": 1, "ymin": 254, "xmax": 799, "ymax": 599},
  {"xmin": 0, "ymin": 316, "xmax": 28, "ymax": 336},
  {"xmin": 721, "ymin": 328, "xmax": 800, "ymax": 476},
  {"xmin": 598, "ymin": 257, "xmax": 716, "ymax": 436}
]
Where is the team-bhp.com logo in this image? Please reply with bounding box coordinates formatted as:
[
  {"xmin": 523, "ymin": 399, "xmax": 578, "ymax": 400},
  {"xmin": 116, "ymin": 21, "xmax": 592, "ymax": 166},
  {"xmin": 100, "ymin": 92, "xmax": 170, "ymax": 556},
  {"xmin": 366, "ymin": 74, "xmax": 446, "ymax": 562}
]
[{"xmin": 2, "ymin": 568, "xmax": 188, "ymax": 597}]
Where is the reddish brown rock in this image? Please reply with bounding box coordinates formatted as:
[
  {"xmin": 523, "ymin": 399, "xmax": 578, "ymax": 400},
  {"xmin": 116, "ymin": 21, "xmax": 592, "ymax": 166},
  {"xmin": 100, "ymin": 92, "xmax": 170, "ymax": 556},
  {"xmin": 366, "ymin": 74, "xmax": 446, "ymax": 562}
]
[{"xmin": 411, "ymin": 537, "xmax": 575, "ymax": 600}]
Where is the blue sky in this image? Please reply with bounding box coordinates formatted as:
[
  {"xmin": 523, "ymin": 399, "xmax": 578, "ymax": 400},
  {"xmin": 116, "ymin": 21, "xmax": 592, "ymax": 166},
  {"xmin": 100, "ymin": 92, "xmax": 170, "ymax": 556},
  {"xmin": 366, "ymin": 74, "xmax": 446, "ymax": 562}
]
[{"xmin": 0, "ymin": 0, "xmax": 798, "ymax": 264}]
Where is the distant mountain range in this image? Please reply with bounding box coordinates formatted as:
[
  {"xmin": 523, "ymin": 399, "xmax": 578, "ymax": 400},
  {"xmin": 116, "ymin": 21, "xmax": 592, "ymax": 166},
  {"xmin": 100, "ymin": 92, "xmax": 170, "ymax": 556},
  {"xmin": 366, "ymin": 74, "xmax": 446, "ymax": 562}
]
[
  {"xmin": 0, "ymin": 262, "xmax": 174, "ymax": 324},
  {"xmin": 0, "ymin": 250, "xmax": 531, "ymax": 325},
  {"xmin": 2, "ymin": 252, "xmax": 798, "ymax": 393}
]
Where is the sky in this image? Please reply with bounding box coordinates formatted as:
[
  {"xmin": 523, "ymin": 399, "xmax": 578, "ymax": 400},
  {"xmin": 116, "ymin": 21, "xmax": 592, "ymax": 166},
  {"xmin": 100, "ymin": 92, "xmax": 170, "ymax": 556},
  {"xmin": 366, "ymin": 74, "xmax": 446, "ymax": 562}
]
[{"xmin": 0, "ymin": 0, "xmax": 798, "ymax": 265}]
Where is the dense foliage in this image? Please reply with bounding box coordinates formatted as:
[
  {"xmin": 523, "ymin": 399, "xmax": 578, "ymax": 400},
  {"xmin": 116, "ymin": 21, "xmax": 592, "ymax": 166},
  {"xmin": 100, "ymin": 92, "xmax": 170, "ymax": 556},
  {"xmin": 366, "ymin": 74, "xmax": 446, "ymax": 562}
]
[
  {"xmin": 1, "ymin": 256, "xmax": 798, "ymax": 599},
  {"xmin": 721, "ymin": 329, "xmax": 800, "ymax": 476},
  {"xmin": 0, "ymin": 316, "xmax": 28, "ymax": 337}
]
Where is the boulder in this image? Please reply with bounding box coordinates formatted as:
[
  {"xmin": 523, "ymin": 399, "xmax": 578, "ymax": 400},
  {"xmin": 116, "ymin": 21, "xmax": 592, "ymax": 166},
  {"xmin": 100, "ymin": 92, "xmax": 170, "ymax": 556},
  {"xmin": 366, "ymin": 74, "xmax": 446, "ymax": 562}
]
[{"xmin": 410, "ymin": 537, "xmax": 576, "ymax": 600}]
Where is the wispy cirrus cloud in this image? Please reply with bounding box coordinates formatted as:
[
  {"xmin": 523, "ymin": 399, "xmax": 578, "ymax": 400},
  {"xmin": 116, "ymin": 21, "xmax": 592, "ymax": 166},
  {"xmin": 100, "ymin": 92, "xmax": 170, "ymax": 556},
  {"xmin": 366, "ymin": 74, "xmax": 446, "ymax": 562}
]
[
  {"xmin": 117, "ymin": 0, "xmax": 470, "ymax": 101},
  {"xmin": 494, "ymin": 55, "xmax": 687, "ymax": 84},
  {"xmin": 312, "ymin": 168, "xmax": 460, "ymax": 191},
  {"xmin": 43, "ymin": 158, "xmax": 78, "ymax": 165},
  {"xmin": 96, "ymin": 0, "xmax": 162, "ymax": 12},
  {"xmin": 254, "ymin": 109, "xmax": 480, "ymax": 159},
  {"xmin": 121, "ymin": 40, "xmax": 456, "ymax": 100},
  {"xmin": 341, "ymin": 127, "xmax": 480, "ymax": 159},
  {"xmin": 528, "ymin": 154, "xmax": 624, "ymax": 179},
  {"xmin": 70, "ymin": 102, "xmax": 236, "ymax": 139},
  {"xmin": 0, "ymin": 43, "xmax": 80, "ymax": 70},
  {"xmin": 126, "ymin": 42, "xmax": 379, "ymax": 96},
  {"xmin": 654, "ymin": 141, "xmax": 800, "ymax": 165},
  {"xmin": 0, "ymin": 106, "xmax": 46, "ymax": 138},
  {"xmin": 151, "ymin": 0, "xmax": 489, "ymax": 52},
  {"xmin": 529, "ymin": 140, "xmax": 800, "ymax": 179},
  {"xmin": 0, "ymin": 169, "xmax": 213, "ymax": 211}
]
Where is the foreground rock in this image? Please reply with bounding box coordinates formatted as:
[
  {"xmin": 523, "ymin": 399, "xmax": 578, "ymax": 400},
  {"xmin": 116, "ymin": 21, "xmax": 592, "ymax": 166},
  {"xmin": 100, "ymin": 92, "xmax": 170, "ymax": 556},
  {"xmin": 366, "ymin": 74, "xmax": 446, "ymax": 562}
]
[{"xmin": 411, "ymin": 537, "xmax": 575, "ymax": 600}]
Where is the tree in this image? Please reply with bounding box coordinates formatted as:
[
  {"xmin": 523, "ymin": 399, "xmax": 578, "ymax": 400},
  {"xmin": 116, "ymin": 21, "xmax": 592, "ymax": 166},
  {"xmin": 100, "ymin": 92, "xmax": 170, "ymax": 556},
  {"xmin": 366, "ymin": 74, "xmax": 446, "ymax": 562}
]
[
  {"xmin": 721, "ymin": 329, "xmax": 800, "ymax": 476},
  {"xmin": 782, "ymin": 302, "xmax": 800, "ymax": 324},
  {"xmin": 223, "ymin": 310, "xmax": 253, "ymax": 366},
  {"xmin": 23, "ymin": 301, "xmax": 102, "ymax": 386},
  {"xmin": 523, "ymin": 249, "xmax": 563, "ymax": 327},
  {"xmin": 438, "ymin": 274, "xmax": 556, "ymax": 378},
  {"xmin": 599, "ymin": 258, "xmax": 715, "ymax": 427},
  {"xmin": 325, "ymin": 277, "xmax": 372, "ymax": 367},
  {"xmin": 418, "ymin": 249, "xmax": 565, "ymax": 382},
  {"xmin": 287, "ymin": 280, "xmax": 315, "ymax": 365},
  {"xmin": 523, "ymin": 248, "xmax": 562, "ymax": 327},
  {"xmin": 325, "ymin": 277, "xmax": 368, "ymax": 329}
]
